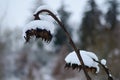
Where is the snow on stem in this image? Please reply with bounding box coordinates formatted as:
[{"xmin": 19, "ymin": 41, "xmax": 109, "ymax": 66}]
[
  {"xmin": 93, "ymin": 59, "xmax": 113, "ymax": 80},
  {"xmin": 34, "ymin": 5, "xmax": 60, "ymax": 21}
]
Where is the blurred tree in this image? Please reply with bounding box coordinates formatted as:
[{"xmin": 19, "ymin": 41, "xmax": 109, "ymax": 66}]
[
  {"xmin": 79, "ymin": 0, "xmax": 101, "ymax": 49},
  {"xmin": 54, "ymin": 2, "xmax": 71, "ymax": 46},
  {"xmin": 0, "ymin": 42, "xmax": 5, "ymax": 80},
  {"xmin": 105, "ymin": 0, "xmax": 119, "ymax": 30}
]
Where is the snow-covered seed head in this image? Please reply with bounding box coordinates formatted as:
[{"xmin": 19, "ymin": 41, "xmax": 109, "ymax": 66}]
[
  {"xmin": 65, "ymin": 50, "xmax": 100, "ymax": 73},
  {"xmin": 23, "ymin": 20, "xmax": 55, "ymax": 43},
  {"xmin": 24, "ymin": 28, "xmax": 52, "ymax": 43}
]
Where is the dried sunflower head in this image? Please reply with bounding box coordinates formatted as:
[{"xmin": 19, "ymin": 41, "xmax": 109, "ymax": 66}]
[
  {"xmin": 24, "ymin": 28, "xmax": 52, "ymax": 43},
  {"xmin": 23, "ymin": 20, "xmax": 55, "ymax": 43},
  {"xmin": 64, "ymin": 50, "xmax": 100, "ymax": 73}
]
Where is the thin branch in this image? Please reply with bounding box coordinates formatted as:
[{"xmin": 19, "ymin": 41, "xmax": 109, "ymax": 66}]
[
  {"xmin": 93, "ymin": 59, "xmax": 113, "ymax": 80},
  {"xmin": 34, "ymin": 9, "xmax": 91, "ymax": 80}
]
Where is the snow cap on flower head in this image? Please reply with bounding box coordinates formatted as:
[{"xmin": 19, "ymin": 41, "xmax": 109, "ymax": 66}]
[
  {"xmin": 65, "ymin": 50, "xmax": 100, "ymax": 73},
  {"xmin": 23, "ymin": 20, "xmax": 55, "ymax": 43}
]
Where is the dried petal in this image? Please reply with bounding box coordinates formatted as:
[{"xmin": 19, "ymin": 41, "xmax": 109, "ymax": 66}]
[
  {"xmin": 72, "ymin": 64, "xmax": 79, "ymax": 70},
  {"xmin": 64, "ymin": 63, "xmax": 71, "ymax": 69}
]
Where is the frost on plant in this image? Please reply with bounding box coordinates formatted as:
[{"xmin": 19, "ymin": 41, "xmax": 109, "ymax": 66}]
[
  {"xmin": 23, "ymin": 5, "xmax": 58, "ymax": 43},
  {"xmin": 38, "ymin": 14, "xmax": 55, "ymax": 23},
  {"xmin": 65, "ymin": 50, "xmax": 113, "ymax": 80},
  {"xmin": 94, "ymin": 59, "xmax": 113, "ymax": 80},
  {"xmin": 33, "ymin": 5, "xmax": 60, "ymax": 21},
  {"xmin": 23, "ymin": 5, "xmax": 114, "ymax": 80},
  {"xmin": 100, "ymin": 59, "xmax": 106, "ymax": 65},
  {"xmin": 23, "ymin": 20, "xmax": 55, "ymax": 43},
  {"xmin": 34, "ymin": 5, "xmax": 57, "ymax": 15},
  {"xmin": 65, "ymin": 50, "xmax": 100, "ymax": 73}
]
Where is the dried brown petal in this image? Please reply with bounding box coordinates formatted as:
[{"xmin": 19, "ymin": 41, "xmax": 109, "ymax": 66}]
[
  {"xmin": 64, "ymin": 63, "xmax": 71, "ymax": 69},
  {"xmin": 24, "ymin": 29, "xmax": 36, "ymax": 42},
  {"xmin": 72, "ymin": 64, "xmax": 79, "ymax": 70}
]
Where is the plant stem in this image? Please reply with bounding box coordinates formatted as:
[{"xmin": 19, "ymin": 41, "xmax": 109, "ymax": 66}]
[
  {"xmin": 94, "ymin": 60, "xmax": 113, "ymax": 80},
  {"xmin": 34, "ymin": 9, "xmax": 91, "ymax": 80}
]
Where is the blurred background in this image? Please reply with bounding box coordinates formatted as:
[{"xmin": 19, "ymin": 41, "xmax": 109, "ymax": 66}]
[{"xmin": 0, "ymin": 0, "xmax": 120, "ymax": 80}]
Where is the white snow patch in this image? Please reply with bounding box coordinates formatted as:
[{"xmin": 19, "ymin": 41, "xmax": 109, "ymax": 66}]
[
  {"xmin": 23, "ymin": 20, "xmax": 55, "ymax": 38},
  {"xmin": 65, "ymin": 50, "xmax": 99, "ymax": 73},
  {"xmin": 39, "ymin": 14, "xmax": 55, "ymax": 23},
  {"xmin": 109, "ymin": 74, "xmax": 112, "ymax": 77},
  {"xmin": 34, "ymin": 5, "xmax": 61, "ymax": 21},
  {"xmin": 100, "ymin": 59, "xmax": 106, "ymax": 65},
  {"xmin": 34, "ymin": 5, "xmax": 57, "ymax": 15}
]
